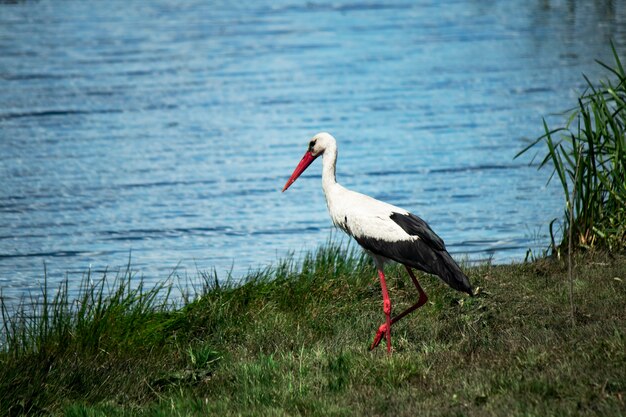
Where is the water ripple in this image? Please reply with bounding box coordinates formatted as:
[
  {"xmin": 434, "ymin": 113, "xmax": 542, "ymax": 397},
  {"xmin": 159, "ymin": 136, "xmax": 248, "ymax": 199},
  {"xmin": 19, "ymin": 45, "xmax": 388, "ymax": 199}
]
[{"xmin": 0, "ymin": 0, "xmax": 624, "ymax": 304}]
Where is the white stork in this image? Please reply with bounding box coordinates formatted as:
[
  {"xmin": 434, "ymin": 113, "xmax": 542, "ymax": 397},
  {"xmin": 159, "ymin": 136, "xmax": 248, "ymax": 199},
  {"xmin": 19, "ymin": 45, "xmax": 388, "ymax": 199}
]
[{"xmin": 282, "ymin": 132, "xmax": 473, "ymax": 353}]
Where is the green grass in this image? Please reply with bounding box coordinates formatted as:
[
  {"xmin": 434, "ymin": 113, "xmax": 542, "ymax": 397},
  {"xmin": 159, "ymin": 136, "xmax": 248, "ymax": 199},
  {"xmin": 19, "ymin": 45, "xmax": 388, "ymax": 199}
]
[
  {"xmin": 517, "ymin": 42, "xmax": 626, "ymax": 254},
  {"xmin": 1, "ymin": 242, "xmax": 624, "ymax": 416}
]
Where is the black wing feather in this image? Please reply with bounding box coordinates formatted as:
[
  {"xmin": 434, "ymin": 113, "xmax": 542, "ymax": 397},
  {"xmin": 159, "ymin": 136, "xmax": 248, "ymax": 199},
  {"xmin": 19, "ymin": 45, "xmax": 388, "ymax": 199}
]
[
  {"xmin": 354, "ymin": 212, "xmax": 473, "ymax": 295},
  {"xmin": 389, "ymin": 212, "xmax": 445, "ymax": 251}
]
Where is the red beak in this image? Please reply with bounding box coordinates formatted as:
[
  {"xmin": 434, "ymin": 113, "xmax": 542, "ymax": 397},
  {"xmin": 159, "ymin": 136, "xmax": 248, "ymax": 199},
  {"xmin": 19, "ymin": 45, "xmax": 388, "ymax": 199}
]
[{"xmin": 282, "ymin": 151, "xmax": 317, "ymax": 192}]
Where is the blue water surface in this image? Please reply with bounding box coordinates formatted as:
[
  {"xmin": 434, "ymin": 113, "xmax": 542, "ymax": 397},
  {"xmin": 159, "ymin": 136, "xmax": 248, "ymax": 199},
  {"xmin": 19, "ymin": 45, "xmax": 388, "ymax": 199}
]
[{"xmin": 1, "ymin": 0, "xmax": 625, "ymax": 302}]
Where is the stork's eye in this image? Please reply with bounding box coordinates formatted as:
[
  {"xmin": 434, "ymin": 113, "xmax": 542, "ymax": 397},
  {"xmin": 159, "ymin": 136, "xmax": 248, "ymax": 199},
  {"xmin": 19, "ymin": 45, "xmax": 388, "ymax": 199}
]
[{"xmin": 308, "ymin": 139, "xmax": 317, "ymax": 151}]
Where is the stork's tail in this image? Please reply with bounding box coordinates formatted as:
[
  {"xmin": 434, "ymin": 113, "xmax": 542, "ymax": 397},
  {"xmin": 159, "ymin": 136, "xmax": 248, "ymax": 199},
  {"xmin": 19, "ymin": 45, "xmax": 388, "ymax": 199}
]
[{"xmin": 434, "ymin": 250, "xmax": 473, "ymax": 296}]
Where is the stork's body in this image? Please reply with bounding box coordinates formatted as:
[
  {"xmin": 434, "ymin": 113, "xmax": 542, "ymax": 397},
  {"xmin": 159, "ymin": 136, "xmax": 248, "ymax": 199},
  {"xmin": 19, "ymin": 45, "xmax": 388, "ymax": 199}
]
[{"xmin": 283, "ymin": 133, "xmax": 472, "ymax": 353}]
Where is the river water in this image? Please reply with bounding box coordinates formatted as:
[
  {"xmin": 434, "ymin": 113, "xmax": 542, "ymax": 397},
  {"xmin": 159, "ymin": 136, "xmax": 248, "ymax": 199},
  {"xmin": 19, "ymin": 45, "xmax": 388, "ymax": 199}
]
[{"xmin": 1, "ymin": 0, "xmax": 625, "ymax": 302}]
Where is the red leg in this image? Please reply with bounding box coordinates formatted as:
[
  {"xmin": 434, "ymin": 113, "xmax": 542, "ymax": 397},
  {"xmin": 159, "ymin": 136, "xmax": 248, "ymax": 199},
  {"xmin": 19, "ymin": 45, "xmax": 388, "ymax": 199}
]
[
  {"xmin": 374, "ymin": 268, "xmax": 392, "ymax": 353},
  {"xmin": 370, "ymin": 266, "xmax": 428, "ymax": 351},
  {"xmin": 404, "ymin": 265, "xmax": 428, "ymax": 308}
]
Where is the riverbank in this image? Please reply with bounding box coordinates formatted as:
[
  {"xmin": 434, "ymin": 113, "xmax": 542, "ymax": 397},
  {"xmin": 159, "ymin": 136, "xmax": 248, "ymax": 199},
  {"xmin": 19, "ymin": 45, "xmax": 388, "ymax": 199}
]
[{"xmin": 1, "ymin": 244, "xmax": 624, "ymax": 416}]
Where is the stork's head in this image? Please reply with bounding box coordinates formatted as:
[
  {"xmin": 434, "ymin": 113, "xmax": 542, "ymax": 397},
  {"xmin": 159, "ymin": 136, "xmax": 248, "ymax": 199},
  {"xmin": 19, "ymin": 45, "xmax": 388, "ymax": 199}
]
[{"xmin": 282, "ymin": 132, "xmax": 335, "ymax": 192}]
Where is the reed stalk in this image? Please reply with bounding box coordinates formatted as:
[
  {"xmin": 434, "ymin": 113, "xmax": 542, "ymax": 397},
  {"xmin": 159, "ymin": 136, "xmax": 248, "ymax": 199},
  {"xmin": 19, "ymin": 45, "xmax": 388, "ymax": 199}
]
[{"xmin": 517, "ymin": 42, "xmax": 626, "ymax": 255}]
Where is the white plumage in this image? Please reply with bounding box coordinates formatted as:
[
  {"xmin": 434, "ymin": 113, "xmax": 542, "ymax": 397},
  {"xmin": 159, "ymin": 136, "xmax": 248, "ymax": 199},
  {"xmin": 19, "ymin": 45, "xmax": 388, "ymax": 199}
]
[{"xmin": 283, "ymin": 132, "xmax": 472, "ymax": 353}]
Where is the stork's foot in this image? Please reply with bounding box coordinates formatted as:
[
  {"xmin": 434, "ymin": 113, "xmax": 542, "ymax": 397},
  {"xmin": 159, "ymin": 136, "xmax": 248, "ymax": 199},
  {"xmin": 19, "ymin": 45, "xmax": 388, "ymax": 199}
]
[{"xmin": 369, "ymin": 323, "xmax": 390, "ymax": 351}]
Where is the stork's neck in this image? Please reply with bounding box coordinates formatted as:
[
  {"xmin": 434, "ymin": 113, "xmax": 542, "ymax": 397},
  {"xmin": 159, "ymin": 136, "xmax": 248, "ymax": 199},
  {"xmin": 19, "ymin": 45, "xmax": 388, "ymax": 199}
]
[{"xmin": 321, "ymin": 143, "xmax": 338, "ymax": 195}]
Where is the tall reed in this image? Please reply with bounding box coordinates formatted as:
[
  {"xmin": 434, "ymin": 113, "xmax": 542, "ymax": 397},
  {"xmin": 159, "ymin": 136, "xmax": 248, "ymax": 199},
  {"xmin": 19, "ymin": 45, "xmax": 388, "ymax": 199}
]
[
  {"xmin": 0, "ymin": 263, "xmax": 173, "ymax": 358},
  {"xmin": 517, "ymin": 43, "xmax": 626, "ymax": 254},
  {"xmin": 0, "ymin": 238, "xmax": 368, "ymax": 357}
]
